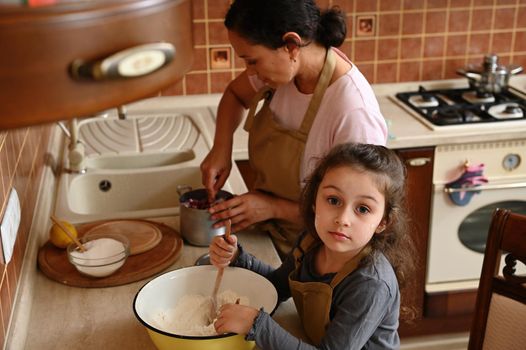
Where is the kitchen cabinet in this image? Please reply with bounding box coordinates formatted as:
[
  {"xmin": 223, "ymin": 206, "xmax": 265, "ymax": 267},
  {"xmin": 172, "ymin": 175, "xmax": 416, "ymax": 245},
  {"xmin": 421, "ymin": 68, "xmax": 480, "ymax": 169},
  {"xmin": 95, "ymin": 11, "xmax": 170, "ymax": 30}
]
[
  {"xmin": 394, "ymin": 147, "xmax": 434, "ymax": 336},
  {"xmin": 0, "ymin": 0, "xmax": 193, "ymax": 130},
  {"xmin": 397, "ymin": 147, "xmax": 478, "ymax": 337}
]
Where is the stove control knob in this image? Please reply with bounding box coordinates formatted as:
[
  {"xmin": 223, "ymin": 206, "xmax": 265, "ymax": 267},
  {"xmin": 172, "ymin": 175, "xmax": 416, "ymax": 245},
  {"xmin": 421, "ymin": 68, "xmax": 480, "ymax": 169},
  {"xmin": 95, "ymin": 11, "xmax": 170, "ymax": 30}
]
[{"xmin": 502, "ymin": 153, "xmax": 521, "ymax": 171}]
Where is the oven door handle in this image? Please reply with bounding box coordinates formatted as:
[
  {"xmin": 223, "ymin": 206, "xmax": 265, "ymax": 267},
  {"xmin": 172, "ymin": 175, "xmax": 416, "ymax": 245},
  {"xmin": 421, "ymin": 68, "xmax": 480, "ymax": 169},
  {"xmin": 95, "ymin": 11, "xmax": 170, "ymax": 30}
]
[{"xmin": 444, "ymin": 182, "xmax": 526, "ymax": 193}]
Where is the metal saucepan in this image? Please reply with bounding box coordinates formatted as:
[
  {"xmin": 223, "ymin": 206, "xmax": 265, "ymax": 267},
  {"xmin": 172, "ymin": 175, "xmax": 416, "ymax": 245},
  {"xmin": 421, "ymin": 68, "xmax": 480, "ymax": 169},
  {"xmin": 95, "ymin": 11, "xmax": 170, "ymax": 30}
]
[
  {"xmin": 177, "ymin": 185, "xmax": 233, "ymax": 246},
  {"xmin": 456, "ymin": 53, "xmax": 523, "ymax": 95}
]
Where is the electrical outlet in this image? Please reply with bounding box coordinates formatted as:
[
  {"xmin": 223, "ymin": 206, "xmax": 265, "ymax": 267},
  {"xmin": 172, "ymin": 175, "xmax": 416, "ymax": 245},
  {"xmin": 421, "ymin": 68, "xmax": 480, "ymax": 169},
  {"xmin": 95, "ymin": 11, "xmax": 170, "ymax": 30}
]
[{"xmin": 1, "ymin": 188, "xmax": 21, "ymax": 265}]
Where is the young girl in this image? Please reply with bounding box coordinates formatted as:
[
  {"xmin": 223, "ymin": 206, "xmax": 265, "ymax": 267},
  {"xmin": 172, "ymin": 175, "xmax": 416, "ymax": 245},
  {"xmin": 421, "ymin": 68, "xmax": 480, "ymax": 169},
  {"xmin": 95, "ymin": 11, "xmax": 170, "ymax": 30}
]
[{"xmin": 209, "ymin": 143, "xmax": 416, "ymax": 349}]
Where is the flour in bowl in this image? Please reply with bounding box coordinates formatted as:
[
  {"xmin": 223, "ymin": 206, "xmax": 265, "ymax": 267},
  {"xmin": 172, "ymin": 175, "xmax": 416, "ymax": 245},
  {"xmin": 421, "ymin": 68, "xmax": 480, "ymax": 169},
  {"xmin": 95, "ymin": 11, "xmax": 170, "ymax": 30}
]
[{"xmin": 153, "ymin": 289, "xmax": 249, "ymax": 336}]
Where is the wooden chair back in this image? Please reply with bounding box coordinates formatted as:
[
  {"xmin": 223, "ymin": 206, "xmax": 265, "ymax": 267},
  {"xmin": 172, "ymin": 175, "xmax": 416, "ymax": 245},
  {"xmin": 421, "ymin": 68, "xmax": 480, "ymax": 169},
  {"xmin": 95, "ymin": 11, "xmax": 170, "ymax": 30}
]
[{"xmin": 468, "ymin": 208, "xmax": 526, "ymax": 350}]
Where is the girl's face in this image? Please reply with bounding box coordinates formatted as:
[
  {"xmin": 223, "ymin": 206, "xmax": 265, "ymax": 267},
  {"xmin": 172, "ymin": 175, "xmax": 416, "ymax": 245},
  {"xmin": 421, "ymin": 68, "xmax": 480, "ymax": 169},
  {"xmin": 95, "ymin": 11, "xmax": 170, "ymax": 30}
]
[
  {"xmin": 314, "ymin": 165, "xmax": 387, "ymax": 258},
  {"xmin": 228, "ymin": 30, "xmax": 295, "ymax": 87}
]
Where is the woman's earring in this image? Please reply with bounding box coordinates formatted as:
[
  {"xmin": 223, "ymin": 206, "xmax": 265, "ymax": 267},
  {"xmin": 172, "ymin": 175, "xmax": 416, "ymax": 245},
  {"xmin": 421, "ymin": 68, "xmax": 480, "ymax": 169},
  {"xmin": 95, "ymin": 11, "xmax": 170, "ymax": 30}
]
[{"xmin": 375, "ymin": 224, "xmax": 386, "ymax": 233}]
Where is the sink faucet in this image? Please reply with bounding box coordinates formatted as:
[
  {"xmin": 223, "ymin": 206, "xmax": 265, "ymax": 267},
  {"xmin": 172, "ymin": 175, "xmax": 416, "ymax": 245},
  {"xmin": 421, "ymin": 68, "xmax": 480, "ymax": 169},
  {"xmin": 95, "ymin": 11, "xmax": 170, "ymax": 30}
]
[
  {"xmin": 57, "ymin": 118, "xmax": 87, "ymax": 174},
  {"xmin": 56, "ymin": 105, "xmax": 126, "ymax": 173},
  {"xmin": 117, "ymin": 105, "xmax": 127, "ymax": 120}
]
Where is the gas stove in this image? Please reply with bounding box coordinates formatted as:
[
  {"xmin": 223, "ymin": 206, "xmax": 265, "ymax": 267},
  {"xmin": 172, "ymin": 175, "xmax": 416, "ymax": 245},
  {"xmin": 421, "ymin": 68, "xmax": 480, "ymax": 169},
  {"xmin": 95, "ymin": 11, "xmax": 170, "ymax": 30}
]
[{"xmin": 395, "ymin": 86, "xmax": 526, "ymax": 129}]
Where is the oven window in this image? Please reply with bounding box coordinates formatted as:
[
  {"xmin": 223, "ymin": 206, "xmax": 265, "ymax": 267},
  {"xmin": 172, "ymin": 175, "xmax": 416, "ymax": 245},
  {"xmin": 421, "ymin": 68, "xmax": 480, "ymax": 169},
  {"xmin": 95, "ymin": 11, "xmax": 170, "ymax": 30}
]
[{"xmin": 458, "ymin": 201, "xmax": 526, "ymax": 253}]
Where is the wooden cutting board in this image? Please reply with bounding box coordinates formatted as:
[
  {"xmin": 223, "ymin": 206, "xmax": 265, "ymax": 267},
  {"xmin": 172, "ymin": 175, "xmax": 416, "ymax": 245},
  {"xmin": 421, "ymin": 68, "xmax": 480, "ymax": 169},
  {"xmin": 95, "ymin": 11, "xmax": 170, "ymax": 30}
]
[
  {"xmin": 83, "ymin": 220, "xmax": 162, "ymax": 255},
  {"xmin": 38, "ymin": 219, "xmax": 183, "ymax": 288}
]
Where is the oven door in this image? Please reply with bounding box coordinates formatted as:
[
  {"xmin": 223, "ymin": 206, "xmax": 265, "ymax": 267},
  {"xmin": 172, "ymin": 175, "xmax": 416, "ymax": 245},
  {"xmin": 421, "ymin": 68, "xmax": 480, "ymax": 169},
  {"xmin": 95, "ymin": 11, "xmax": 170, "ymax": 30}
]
[{"xmin": 426, "ymin": 179, "xmax": 526, "ymax": 292}]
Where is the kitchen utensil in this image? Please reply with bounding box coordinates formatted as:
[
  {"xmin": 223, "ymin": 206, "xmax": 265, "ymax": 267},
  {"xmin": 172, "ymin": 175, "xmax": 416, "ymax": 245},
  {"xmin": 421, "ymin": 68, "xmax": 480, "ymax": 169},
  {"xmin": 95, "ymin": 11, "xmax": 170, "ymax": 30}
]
[
  {"xmin": 50, "ymin": 215, "xmax": 86, "ymax": 252},
  {"xmin": 38, "ymin": 220, "xmax": 183, "ymax": 287},
  {"xmin": 67, "ymin": 232, "xmax": 130, "ymax": 278},
  {"xmin": 457, "ymin": 54, "xmax": 523, "ymax": 95},
  {"xmin": 133, "ymin": 265, "xmax": 278, "ymax": 350},
  {"xmin": 209, "ymin": 219, "xmax": 232, "ymax": 323},
  {"xmin": 177, "ymin": 185, "xmax": 234, "ymax": 246},
  {"xmin": 83, "ymin": 220, "xmax": 162, "ymax": 255}
]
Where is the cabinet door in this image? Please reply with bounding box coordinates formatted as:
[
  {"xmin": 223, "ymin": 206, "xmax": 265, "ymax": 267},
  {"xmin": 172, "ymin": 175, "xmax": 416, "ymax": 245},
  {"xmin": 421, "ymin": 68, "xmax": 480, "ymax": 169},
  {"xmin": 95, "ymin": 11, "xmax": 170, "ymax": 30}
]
[
  {"xmin": 0, "ymin": 0, "xmax": 193, "ymax": 130},
  {"xmin": 396, "ymin": 147, "xmax": 434, "ymax": 323}
]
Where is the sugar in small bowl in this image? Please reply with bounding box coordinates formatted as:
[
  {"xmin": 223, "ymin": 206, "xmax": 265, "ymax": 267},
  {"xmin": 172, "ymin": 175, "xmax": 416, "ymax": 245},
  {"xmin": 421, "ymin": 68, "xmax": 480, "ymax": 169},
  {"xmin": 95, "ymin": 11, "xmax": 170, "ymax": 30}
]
[{"xmin": 67, "ymin": 233, "xmax": 130, "ymax": 278}]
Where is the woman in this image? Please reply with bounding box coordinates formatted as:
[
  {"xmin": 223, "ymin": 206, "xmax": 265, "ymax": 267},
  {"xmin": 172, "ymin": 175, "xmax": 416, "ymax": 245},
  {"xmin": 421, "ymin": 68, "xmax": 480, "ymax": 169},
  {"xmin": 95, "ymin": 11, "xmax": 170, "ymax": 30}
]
[{"xmin": 201, "ymin": 0, "xmax": 387, "ymax": 255}]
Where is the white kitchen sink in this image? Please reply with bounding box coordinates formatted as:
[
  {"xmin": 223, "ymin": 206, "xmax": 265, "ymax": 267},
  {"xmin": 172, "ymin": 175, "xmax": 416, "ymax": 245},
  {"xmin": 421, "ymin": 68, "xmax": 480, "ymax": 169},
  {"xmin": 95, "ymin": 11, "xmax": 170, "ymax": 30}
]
[
  {"xmin": 53, "ymin": 103, "xmax": 246, "ymax": 224},
  {"xmin": 84, "ymin": 149, "xmax": 195, "ymax": 169}
]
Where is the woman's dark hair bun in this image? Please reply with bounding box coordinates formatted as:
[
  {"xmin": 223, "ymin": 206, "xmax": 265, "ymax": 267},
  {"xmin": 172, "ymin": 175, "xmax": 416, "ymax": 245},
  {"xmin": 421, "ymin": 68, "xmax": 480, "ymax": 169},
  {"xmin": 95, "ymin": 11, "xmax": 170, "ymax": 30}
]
[{"xmin": 317, "ymin": 7, "xmax": 347, "ymax": 48}]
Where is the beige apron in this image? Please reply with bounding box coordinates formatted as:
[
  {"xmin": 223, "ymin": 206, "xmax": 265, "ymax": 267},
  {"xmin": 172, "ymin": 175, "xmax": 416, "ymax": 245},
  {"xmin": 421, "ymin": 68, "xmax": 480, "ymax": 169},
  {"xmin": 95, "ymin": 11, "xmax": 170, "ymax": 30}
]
[
  {"xmin": 288, "ymin": 234, "xmax": 371, "ymax": 345},
  {"xmin": 243, "ymin": 48, "xmax": 336, "ymax": 255}
]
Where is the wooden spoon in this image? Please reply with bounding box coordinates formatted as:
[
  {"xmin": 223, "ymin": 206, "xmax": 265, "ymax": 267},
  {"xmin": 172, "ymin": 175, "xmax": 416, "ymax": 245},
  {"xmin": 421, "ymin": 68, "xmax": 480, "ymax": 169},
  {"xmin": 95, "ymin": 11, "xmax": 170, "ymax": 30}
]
[
  {"xmin": 209, "ymin": 219, "xmax": 231, "ymax": 323},
  {"xmin": 50, "ymin": 215, "xmax": 86, "ymax": 252}
]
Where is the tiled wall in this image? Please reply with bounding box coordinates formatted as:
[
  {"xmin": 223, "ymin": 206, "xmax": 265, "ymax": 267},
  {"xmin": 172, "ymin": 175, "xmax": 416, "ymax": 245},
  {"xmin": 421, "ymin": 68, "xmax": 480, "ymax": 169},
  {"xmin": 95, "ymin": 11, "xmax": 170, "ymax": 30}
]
[
  {"xmin": 0, "ymin": 125, "xmax": 51, "ymax": 346},
  {"xmin": 162, "ymin": 0, "xmax": 526, "ymax": 95}
]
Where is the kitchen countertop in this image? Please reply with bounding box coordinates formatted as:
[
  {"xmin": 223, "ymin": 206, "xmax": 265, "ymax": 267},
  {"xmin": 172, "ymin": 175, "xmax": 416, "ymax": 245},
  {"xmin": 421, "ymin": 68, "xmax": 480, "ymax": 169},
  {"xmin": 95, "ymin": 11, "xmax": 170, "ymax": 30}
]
[
  {"xmin": 124, "ymin": 75, "xmax": 526, "ymax": 159},
  {"xmin": 23, "ymin": 217, "xmax": 305, "ymax": 350},
  {"xmin": 11, "ymin": 75, "xmax": 526, "ymax": 349}
]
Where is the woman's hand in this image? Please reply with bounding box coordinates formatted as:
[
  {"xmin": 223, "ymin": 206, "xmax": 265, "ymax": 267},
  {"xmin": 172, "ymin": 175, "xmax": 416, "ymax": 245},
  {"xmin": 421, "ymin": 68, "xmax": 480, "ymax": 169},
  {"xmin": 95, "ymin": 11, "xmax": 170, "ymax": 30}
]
[
  {"xmin": 200, "ymin": 146, "xmax": 232, "ymax": 202},
  {"xmin": 209, "ymin": 234, "xmax": 238, "ymax": 268},
  {"xmin": 209, "ymin": 191, "xmax": 276, "ymax": 232},
  {"xmin": 214, "ymin": 304, "xmax": 259, "ymax": 335}
]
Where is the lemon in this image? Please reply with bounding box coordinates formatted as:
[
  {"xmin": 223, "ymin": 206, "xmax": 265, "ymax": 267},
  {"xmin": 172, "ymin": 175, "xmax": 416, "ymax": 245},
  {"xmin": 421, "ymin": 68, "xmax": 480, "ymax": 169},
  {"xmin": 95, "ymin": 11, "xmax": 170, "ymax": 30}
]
[{"xmin": 49, "ymin": 220, "xmax": 78, "ymax": 249}]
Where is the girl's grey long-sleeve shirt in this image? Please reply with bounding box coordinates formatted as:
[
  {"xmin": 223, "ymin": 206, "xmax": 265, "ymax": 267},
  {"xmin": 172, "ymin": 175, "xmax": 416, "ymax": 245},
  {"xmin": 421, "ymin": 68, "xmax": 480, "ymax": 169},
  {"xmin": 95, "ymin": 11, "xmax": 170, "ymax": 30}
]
[{"xmin": 232, "ymin": 241, "xmax": 400, "ymax": 350}]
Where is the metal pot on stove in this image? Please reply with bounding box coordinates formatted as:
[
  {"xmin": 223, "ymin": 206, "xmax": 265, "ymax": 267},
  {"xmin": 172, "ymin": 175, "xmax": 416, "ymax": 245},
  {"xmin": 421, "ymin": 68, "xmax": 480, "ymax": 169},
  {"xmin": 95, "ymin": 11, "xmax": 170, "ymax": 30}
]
[
  {"xmin": 457, "ymin": 53, "xmax": 523, "ymax": 95},
  {"xmin": 177, "ymin": 185, "xmax": 233, "ymax": 246}
]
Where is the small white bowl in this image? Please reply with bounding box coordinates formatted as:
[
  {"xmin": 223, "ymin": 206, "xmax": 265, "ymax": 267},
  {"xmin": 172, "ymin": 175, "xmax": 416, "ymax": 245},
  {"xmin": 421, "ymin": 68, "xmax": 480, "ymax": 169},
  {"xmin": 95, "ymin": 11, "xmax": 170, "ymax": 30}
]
[
  {"xmin": 67, "ymin": 232, "xmax": 129, "ymax": 278},
  {"xmin": 133, "ymin": 265, "xmax": 278, "ymax": 350}
]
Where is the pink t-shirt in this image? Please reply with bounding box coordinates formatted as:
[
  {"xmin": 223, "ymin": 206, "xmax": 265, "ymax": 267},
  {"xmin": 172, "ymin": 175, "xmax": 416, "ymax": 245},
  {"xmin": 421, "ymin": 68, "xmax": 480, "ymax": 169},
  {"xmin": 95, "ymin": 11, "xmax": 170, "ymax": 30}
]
[{"xmin": 248, "ymin": 49, "xmax": 387, "ymax": 182}]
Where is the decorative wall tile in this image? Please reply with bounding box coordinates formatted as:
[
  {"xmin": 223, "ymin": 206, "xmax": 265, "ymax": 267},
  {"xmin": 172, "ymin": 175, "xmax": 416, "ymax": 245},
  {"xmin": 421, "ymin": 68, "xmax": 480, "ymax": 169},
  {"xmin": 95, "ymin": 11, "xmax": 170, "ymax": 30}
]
[
  {"xmin": 425, "ymin": 36, "xmax": 444, "ymax": 57},
  {"xmin": 378, "ymin": 38, "xmax": 400, "ymax": 60},
  {"xmin": 402, "ymin": 12, "xmax": 424, "ymax": 35},
  {"xmin": 0, "ymin": 125, "xmax": 50, "ymax": 349},
  {"xmin": 354, "ymin": 40, "xmax": 377, "ymax": 61},
  {"xmin": 448, "ymin": 10, "xmax": 470, "ymax": 33},
  {"xmin": 376, "ymin": 62, "xmax": 397, "ymax": 83},
  {"xmin": 380, "ymin": 0, "xmax": 401, "ymax": 11},
  {"xmin": 425, "ymin": 11, "xmax": 447, "ymax": 34},
  {"xmin": 379, "ymin": 13, "xmax": 401, "ymax": 36},
  {"xmin": 494, "ymin": 8, "xmax": 516, "ymax": 30},
  {"xmin": 161, "ymin": 0, "xmax": 526, "ymax": 91},
  {"xmin": 471, "ymin": 9, "xmax": 493, "ymax": 32}
]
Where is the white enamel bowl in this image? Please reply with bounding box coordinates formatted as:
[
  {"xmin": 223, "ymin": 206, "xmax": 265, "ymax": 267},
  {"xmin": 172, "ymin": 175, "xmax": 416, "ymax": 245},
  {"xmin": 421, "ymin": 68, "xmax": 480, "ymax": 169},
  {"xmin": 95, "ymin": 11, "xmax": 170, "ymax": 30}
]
[{"xmin": 133, "ymin": 265, "xmax": 278, "ymax": 350}]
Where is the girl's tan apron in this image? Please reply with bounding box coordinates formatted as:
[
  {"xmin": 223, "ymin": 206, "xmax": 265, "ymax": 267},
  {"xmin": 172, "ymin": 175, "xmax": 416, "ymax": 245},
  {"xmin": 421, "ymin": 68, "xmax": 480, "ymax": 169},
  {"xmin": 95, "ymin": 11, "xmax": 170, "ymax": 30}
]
[
  {"xmin": 288, "ymin": 234, "xmax": 371, "ymax": 345},
  {"xmin": 243, "ymin": 48, "xmax": 336, "ymax": 255}
]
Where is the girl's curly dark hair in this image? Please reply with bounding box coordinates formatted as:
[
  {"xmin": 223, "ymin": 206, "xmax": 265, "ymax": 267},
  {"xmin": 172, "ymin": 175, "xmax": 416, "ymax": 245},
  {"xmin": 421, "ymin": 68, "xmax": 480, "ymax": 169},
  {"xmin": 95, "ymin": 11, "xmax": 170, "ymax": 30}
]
[{"xmin": 300, "ymin": 143, "xmax": 418, "ymax": 321}]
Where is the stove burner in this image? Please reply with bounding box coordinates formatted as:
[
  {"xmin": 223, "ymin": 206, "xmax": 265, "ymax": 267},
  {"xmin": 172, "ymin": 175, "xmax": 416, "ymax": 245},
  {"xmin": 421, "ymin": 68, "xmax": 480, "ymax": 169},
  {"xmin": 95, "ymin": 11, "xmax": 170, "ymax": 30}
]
[
  {"xmin": 476, "ymin": 91, "xmax": 493, "ymax": 99},
  {"xmin": 408, "ymin": 86, "xmax": 440, "ymax": 107},
  {"xmin": 409, "ymin": 94, "xmax": 439, "ymax": 108},
  {"xmin": 489, "ymin": 103, "xmax": 524, "ymax": 120},
  {"xmin": 504, "ymin": 104, "xmax": 522, "ymax": 114},
  {"xmin": 462, "ymin": 91, "xmax": 496, "ymax": 104},
  {"xmin": 395, "ymin": 87, "xmax": 526, "ymax": 126},
  {"xmin": 431, "ymin": 106, "xmax": 482, "ymax": 125}
]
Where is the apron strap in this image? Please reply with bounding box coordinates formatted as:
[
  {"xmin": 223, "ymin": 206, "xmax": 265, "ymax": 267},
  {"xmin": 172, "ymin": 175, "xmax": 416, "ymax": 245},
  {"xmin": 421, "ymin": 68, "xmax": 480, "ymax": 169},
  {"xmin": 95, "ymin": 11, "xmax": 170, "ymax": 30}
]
[
  {"xmin": 243, "ymin": 86, "xmax": 274, "ymax": 132},
  {"xmin": 297, "ymin": 48, "xmax": 337, "ymax": 138},
  {"xmin": 292, "ymin": 232, "xmax": 318, "ymax": 267},
  {"xmin": 330, "ymin": 246, "xmax": 372, "ymax": 288}
]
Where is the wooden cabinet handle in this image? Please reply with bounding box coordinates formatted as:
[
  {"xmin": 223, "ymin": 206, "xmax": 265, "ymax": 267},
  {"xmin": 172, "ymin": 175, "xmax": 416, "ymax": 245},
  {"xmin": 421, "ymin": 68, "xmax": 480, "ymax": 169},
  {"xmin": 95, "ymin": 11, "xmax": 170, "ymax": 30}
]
[
  {"xmin": 406, "ymin": 157, "xmax": 431, "ymax": 167},
  {"xmin": 70, "ymin": 42, "xmax": 175, "ymax": 81}
]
